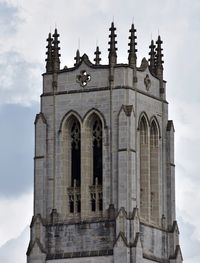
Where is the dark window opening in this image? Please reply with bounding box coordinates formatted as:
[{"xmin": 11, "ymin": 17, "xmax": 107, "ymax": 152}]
[
  {"xmin": 91, "ymin": 193, "xmax": 96, "ymax": 211},
  {"xmin": 69, "ymin": 199, "xmax": 74, "ymax": 213},
  {"xmin": 71, "ymin": 120, "xmax": 81, "ymax": 187},
  {"xmin": 77, "ymin": 199, "xmax": 81, "ymax": 213},
  {"xmin": 93, "ymin": 119, "xmax": 102, "ymax": 185}
]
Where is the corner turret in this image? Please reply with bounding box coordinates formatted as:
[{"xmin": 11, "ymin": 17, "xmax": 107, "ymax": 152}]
[
  {"xmin": 52, "ymin": 28, "xmax": 61, "ymax": 72},
  {"xmin": 108, "ymin": 22, "xmax": 117, "ymax": 66},
  {"xmin": 155, "ymin": 35, "xmax": 164, "ymax": 79},
  {"xmin": 45, "ymin": 33, "xmax": 53, "ymax": 73},
  {"xmin": 94, "ymin": 46, "xmax": 101, "ymax": 65},
  {"xmin": 128, "ymin": 24, "xmax": 137, "ymax": 68},
  {"xmin": 149, "ymin": 40, "xmax": 156, "ymax": 75}
]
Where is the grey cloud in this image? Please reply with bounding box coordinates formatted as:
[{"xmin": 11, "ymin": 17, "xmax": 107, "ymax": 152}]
[
  {"xmin": 0, "ymin": 51, "xmax": 42, "ymax": 105},
  {"xmin": 0, "ymin": 103, "xmax": 38, "ymax": 197},
  {"xmin": 0, "ymin": 2, "xmax": 21, "ymax": 35}
]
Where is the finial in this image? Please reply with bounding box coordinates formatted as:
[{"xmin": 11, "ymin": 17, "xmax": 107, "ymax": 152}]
[
  {"xmin": 94, "ymin": 46, "xmax": 101, "ymax": 65},
  {"xmin": 149, "ymin": 39, "xmax": 156, "ymax": 74},
  {"xmin": 128, "ymin": 23, "xmax": 137, "ymax": 68},
  {"xmin": 52, "ymin": 28, "xmax": 61, "ymax": 72},
  {"xmin": 155, "ymin": 35, "xmax": 164, "ymax": 79},
  {"xmin": 74, "ymin": 49, "xmax": 81, "ymax": 66},
  {"xmin": 45, "ymin": 33, "xmax": 53, "ymax": 73},
  {"xmin": 108, "ymin": 22, "xmax": 117, "ymax": 66}
]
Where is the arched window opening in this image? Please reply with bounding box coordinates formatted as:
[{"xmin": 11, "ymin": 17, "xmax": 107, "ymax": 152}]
[
  {"xmin": 89, "ymin": 116, "xmax": 103, "ymax": 214},
  {"xmin": 140, "ymin": 116, "xmax": 149, "ymax": 220},
  {"xmin": 92, "ymin": 119, "xmax": 102, "ymax": 185},
  {"xmin": 150, "ymin": 121, "xmax": 159, "ymax": 222},
  {"xmin": 150, "ymin": 122, "xmax": 158, "ymax": 148},
  {"xmin": 71, "ymin": 120, "xmax": 81, "ymax": 187},
  {"xmin": 140, "ymin": 117, "xmax": 148, "ymax": 144},
  {"xmin": 66, "ymin": 117, "xmax": 81, "ymax": 215}
]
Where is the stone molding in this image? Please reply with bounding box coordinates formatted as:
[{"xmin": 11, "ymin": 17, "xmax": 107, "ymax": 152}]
[{"xmin": 46, "ymin": 249, "xmax": 113, "ymax": 260}]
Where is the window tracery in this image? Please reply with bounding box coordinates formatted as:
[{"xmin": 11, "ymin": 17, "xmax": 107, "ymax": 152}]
[
  {"xmin": 150, "ymin": 120, "xmax": 159, "ymax": 223},
  {"xmin": 139, "ymin": 116, "xmax": 149, "ymax": 220},
  {"xmin": 67, "ymin": 118, "xmax": 81, "ymax": 215},
  {"xmin": 90, "ymin": 116, "xmax": 103, "ymax": 213}
]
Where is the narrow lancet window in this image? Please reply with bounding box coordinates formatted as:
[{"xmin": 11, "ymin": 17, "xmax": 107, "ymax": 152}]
[
  {"xmin": 140, "ymin": 116, "xmax": 149, "ymax": 220},
  {"xmin": 150, "ymin": 121, "xmax": 159, "ymax": 223},
  {"xmin": 90, "ymin": 116, "xmax": 103, "ymax": 213},
  {"xmin": 67, "ymin": 118, "xmax": 81, "ymax": 215},
  {"xmin": 71, "ymin": 120, "xmax": 81, "ymax": 187},
  {"xmin": 93, "ymin": 119, "xmax": 102, "ymax": 185}
]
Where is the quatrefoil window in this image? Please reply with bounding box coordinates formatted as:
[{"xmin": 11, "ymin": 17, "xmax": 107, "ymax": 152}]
[{"xmin": 76, "ymin": 70, "xmax": 91, "ymax": 87}]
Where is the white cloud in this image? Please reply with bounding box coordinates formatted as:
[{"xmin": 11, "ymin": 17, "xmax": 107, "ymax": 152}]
[
  {"xmin": 170, "ymin": 100, "xmax": 200, "ymax": 261},
  {"xmin": 0, "ymin": 192, "xmax": 32, "ymax": 246},
  {"xmin": 0, "ymin": 226, "xmax": 29, "ymax": 263}
]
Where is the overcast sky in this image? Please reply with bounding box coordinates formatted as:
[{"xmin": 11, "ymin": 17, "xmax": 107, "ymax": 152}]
[{"xmin": 0, "ymin": 0, "xmax": 199, "ymax": 262}]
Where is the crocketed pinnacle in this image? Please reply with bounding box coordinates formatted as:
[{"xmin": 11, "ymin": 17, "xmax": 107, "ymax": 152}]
[
  {"xmin": 45, "ymin": 33, "xmax": 53, "ymax": 73},
  {"xmin": 74, "ymin": 49, "xmax": 81, "ymax": 66},
  {"xmin": 52, "ymin": 28, "xmax": 61, "ymax": 71},
  {"xmin": 155, "ymin": 35, "xmax": 164, "ymax": 78},
  {"xmin": 128, "ymin": 23, "xmax": 137, "ymax": 67},
  {"xmin": 149, "ymin": 40, "xmax": 156, "ymax": 74},
  {"xmin": 94, "ymin": 46, "xmax": 101, "ymax": 65},
  {"xmin": 108, "ymin": 22, "xmax": 117, "ymax": 66}
]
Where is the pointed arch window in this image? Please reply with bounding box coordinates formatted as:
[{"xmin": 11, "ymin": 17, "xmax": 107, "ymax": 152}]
[
  {"xmin": 150, "ymin": 120, "xmax": 159, "ymax": 222},
  {"xmin": 89, "ymin": 116, "xmax": 103, "ymax": 213},
  {"xmin": 92, "ymin": 119, "xmax": 102, "ymax": 185},
  {"xmin": 139, "ymin": 116, "xmax": 149, "ymax": 220},
  {"xmin": 67, "ymin": 117, "xmax": 81, "ymax": 215},
  {"xmin": 71, "ymin": 120, "xmax": 81, "ymax": 187}
]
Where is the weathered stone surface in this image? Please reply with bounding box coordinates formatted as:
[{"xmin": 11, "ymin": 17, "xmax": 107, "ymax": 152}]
[{"xmin": 28, "ymin": 27, "xmax": 182, "ymax": 263}]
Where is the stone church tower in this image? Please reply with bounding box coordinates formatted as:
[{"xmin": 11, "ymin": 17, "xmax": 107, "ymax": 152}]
[{"xmin": 27, "ymin": 23, "xmax": 183, "ymax": 263}]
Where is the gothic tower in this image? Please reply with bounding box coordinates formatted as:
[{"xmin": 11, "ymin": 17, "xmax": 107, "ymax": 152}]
[{"xmin": 27, "ymin": 24, "xmax": 183, "ymax": 263}]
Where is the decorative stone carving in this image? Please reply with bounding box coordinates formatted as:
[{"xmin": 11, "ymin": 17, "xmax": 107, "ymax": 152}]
[
  {"xmin": 139, "ymin": 57, "xmax": 148, "ymax": 71},
  {"xmin": 123, "ymin": 105, "xmax": 133, "ymax": 117},
  {"xmin": 89, "ymin": 178, "xmax": 103, "ymax": 213},
  {"xmin": 144, "ymin": 74, "xmax": 151, "ymax": 91},
  {"xmin": 76, "ymin": 70, "xmax": 91, "ymax": 87},
  {"xmin": 71, "ymin": 120, "xmax": 80, "ymax": 149}
]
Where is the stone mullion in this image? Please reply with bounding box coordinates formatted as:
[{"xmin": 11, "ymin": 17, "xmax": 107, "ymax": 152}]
[
  {"xmin": 118, "ymin": 108, "xmax": 129, "ymax": 212},
  {"xmin": 95, "ymin": 184, "xmax": 99, "ymax": 213},
  {"xmin": 81, "ymin": 126, "xmax": 91, "ymax": 219}
]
